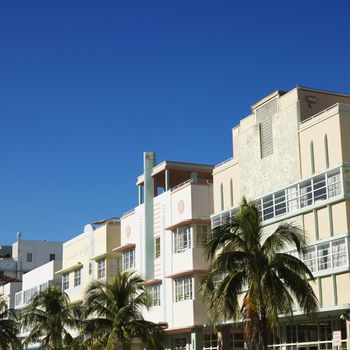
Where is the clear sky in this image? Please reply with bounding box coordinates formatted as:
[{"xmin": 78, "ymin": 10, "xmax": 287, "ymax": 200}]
[{"xmin": 1, "ymin": 0, "xmax": 350, "ymax": 245}]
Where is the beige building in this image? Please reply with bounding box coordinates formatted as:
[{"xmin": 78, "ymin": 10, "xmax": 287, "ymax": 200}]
[
  {"xmin": 212, "ymin": 87, "xmax": 350, "ymax": 349},
  {"xmin": 57, "ymin": 218, "xmax": 121, "ymax": 303}
]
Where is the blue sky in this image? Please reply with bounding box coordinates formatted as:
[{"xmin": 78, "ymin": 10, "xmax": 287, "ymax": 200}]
[{"xmin": 1, "ymin": 0, "xmax": 350, "ymax": 245}]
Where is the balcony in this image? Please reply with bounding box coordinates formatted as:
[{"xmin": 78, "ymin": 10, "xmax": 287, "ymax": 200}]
[{"xmin": 212, "ymin": 165, "xmax": 349, "ymax": 228}]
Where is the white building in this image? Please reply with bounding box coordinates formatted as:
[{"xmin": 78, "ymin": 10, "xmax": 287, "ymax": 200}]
[
  {"xmin": 0, "ymin": 232, "xmax": 62, "ymax": 282},
  {"xmin": 113, "ymin": 152, "xmax": 214, "ymax": 349}
]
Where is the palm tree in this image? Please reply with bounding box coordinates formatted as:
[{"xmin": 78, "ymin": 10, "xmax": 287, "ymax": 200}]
[
  {"xmin": 0, "ymin": 296, "xmax": 20, "ymax": 349},
  {"xmin": 201, "ymin": 197, "xmax": 318, "ymax": 350},
  {"xmin": 79, "ymin": 270, "xmax": 164, "ymax": 350},
  {"xmin": 21, "ymin": 286, "xmax": 82, "ymax": 349}
]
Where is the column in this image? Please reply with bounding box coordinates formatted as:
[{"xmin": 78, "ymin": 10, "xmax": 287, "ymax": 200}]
[
  {"xmin": 191, "ymin": 329, "xmax": 203, "ymax": 350},
  {"xmin": 165, "ymin": 169, "xmax": 170, "ymax": 191}
]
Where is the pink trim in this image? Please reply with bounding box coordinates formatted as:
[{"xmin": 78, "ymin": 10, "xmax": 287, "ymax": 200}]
[{"xmin": 112, "ymin": 243, "xmax": 136, "ymax": 253}]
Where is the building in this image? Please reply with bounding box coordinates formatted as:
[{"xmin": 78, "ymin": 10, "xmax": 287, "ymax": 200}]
[
  {"xmin": 57, "ymin": 218, "xmax": 121, "ymax": 304},
  {"xmin": 114, "ymin": 153, "xmax": 214, "ymax": 349},
  {"xmin": 13, "ymin": 259, "xmax": 62, "ymax": 349},
  {"xmin": 0, "ymin": 233, "xmax": 62, "ymax": 284},
  {"xmin": 211, "ymin": 87, "xmax": 350, "ymax": 349}
]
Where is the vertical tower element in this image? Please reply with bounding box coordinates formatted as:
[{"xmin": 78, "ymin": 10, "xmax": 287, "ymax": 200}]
[{"xmin": 143, "ymin": 152, "xmax": 156, "ymax": 280}]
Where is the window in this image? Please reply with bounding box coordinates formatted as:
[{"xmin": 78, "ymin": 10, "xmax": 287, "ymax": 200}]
[
  {"xmin": 148, "ymin": 284, "xmax": 161, "ymax": 306},
  {"xmin": 262, "ymin": 195, "xmax": 274, "ymax": 220},
  {"xmin": 300, "ymin": 180, "xmax": 312, "ymax": 208},
  {"xmin": 174, "ymin": 338, "xmax": 187, "ymax": 350},
  {"xmin": 328, "ymin": 171, "xmax": 341, "ymax": 198},
  {"xmin": 39, "ymin": 282, "xmax": 48, "ymax": 292},
  {"xmin": 274, "ymin": 190, "xmax": 286, "ymax": 216},
  {"xmin": 89, "ymin": 262, "xmax": 93, "ymax": 275},
  {"xmin": 49, "ymin": 253, "xmax": 55, "ymax": 261},
  {"xmin": 230, "ymin": 332, "xmax": 244, "ymax": 349},
  {"xmin": 23, "ymin": 287, "xmax": 37, "ymax": 304},
  {"xmin": 175, "ymin": 277, "xmax": 193, "ymax": 302},
  {"xmin": 286, "ymin": 185, "xmax": 298, "ymax": 212},
  {"xmin": 15, "ymin": 292, "xmax": 22, "ymax": 307},
  {"xmin": 332, "ymin": 239, "xmax": 347, "ymax": 268},
  {"xmin": 74, "ymin": 269, "xmax": 81, "ymax": 287},
  {"xmin": 204, "ymin": 333, "xmax": 218, "ymax": 350},
  {"xmin": 317, "ymin": 243, "xmax": 331, "ymax": 271},
  {"xmin": 303, "ymin": 247, "xmax": 317, "ymax": 272},
  {"xmin": 196, "ymin": 225, "xmax": 209, "ymax": 248},
  {"xmin": 27, "ymin": 253, "xmax": 33, "ymax": 263},
  {"xmin": 123, "ymin": 249, "xmax": 135, "ymax": 270},
  {"xmin": 62, "ymin": 273, "xmax": 69, "ymax": 290},
  {"xmin": 154, "ymin": 236, "xmax": 161, "ymax": 259},
  {"xmin": 97, "ymin": 259, "xmax": 106, "ymax": 278},
  {"xmin": 174, "ymin": 226, "xmax": 191, "ymax": 253},
  {"xmin": 313, "ymin": 174, "xmax": 327, "ymax": 202}
]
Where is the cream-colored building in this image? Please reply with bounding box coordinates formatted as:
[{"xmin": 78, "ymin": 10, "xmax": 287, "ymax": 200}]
[
  {"xmin": 211, "ymin": 87, "xmax": 350, "ymax": 350},
  {"xmin": 57, "ymin": 218, "xmax": 121, "ymax": 304}
]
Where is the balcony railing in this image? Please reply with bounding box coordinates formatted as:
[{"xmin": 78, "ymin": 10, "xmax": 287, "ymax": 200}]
[{"xmin": 212, "ymin": 165, "xmax": 347, "ymax": 228}]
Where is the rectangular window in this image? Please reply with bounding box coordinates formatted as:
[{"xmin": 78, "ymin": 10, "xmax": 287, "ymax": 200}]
[
  {"xmin": 196, "ymin": 225, "xmax": 209, "ymax": 248},
  {"xmin": 174, "ymin": 226, "xmax": 191, "ymax": 253},
  {"xmin": 149, "ymin": 284, "xmax": 161, "ymax": 307},
  {"xmin": 175, "ymin": 277, "xmax": 193, "ymax": 302},
  {"xmin": 303, "ymin": 247, "xmax": 316, "ymax": 272},
  {"xmin": 262, "ymin": 195, "xmax": 274, "ymax": 220},
  {"xmin": 27, "ymin": 253, "xmax": 33, "ymax": 262},
  {"xmin": 62, "ymin": 273, "xmax": 69, "ymax": 290},
  {"xmin": 74, "ymin": 269, "xmax": 81, "ymax": 287},
  {"xmin": 313, "ymin": 174, "xmax": 327, "ymax": 202},
  {"xmin": 123, "ymin": 249, "xmax": 135, "ymax": 270},
  {"xmin": 174, "ymin": 338, "xmax": 187, "ymax": 350},
  {"xmin": 204, "ymin": 333, "xmax": 218, "ymax": 350},
  {"xmin": 332, "ymin": 239, "xmax": 347, "ymax": 268},
  {"xmin": 97, "ymin": 259, "xmax": 106, "ymax": 279},
  {"xmin": 328, "ymin": 170, "xmax": 341, "ymax": 198},
  {"xmin": 230, "ymin": 332, "xmax": 244, "ymax": 349},
  {"xmin": 154, "ymin": 236, "xmax": 161, "ymax": 259},
  {"xmin": 15, "ymin": 292, "xmax": 22, "ymax": 307},
  {"xmin": 89, "ymin": 262, "xmax": 93, "ymax": 275},
  {"xmin": 300, "ymin": 180, "xmax": 312, "ymax": 208},
  {"xmin": 39, "ymin": 282, "xmax": 48, "ymax": 292},
  {"xmin": 49, "ymin": 253, "xmax": 55, "ymax": 261},
  {"xmin": 317, "ymin": 243, "xmax": 331, "ymax": 271}
]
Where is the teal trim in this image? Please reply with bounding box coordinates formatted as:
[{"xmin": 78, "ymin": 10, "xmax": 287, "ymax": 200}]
[
  {"xmin": 191, "ymin": 329, "xmax": 203, "ymax": 350},
  {"xmin": 191, "ymin": 172, "xmax": 198, "ymax": 181},
  {"xmin": 165, "ymin": 169, "xmax": 170, "ymax": 191},
  {"xmin": 143, "ymin": 152, "xmax": 156, "ymax": 280}
]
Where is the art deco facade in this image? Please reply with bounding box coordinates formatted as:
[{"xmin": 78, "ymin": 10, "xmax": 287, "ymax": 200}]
[{"xmin": 212, "ymin": 87, "xmax": 350, "ymax": 350}]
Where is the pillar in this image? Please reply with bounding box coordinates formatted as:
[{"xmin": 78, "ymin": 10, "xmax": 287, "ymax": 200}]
[
  {"xmin": 191, "ymin": 329, "xmax": 203, "ymax": 350},
  {"xmin": 165, "ymin": 169, "xmax": 170, "ymax": 191},
  {"xmin": 143, "ymin": 152, "xmax": 156, "ymax": 280}
]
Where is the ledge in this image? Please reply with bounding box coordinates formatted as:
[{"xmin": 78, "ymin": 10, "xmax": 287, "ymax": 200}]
[
  {"xmin": 56, "ymin": 262, "xmax": 83, "ymax": 275},
  {"xmin": 145, "ymin": 279, "xmax": 162, "ymax": 286},
  {"xmin": 165, "ymin": 325, "xmax": 203, "ymax": 334},
  {"xmin": 166, "ymin": 269, "xmax": 207, "ymax": 279},
  {"xmin": 165, "ymin": 218, "xmax": 210, "ymax": 231},
  {"xmin": 112, "ymin": 243, "xmax": 136, "ymax": 253}
]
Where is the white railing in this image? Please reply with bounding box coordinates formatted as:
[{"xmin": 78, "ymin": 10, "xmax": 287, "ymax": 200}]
[
  {"xmin": 171, "ymin": 178, "xmax": 212, "ymax": 192},
  {"xmin": 212, "ymin": 165, "xmax": 347, "ymax": 228},
  {"xmin": 215, "ymin": 157, "xmax": 234, "ymax": 168}
]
